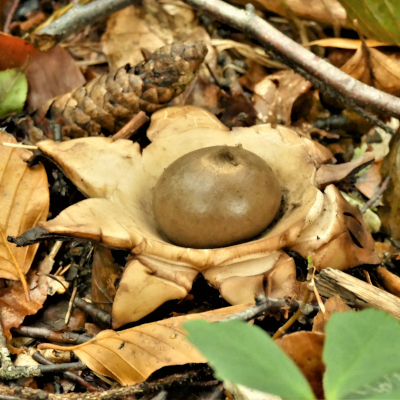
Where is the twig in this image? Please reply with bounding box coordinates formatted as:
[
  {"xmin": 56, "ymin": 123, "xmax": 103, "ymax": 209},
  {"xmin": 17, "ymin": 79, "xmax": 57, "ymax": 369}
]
[
  {"xmin": 65, "ymin": 280, "xmax": 78, "ymax": 324},
  {"xmin": 272, "ymin": 289, "xmax": 311, "ymax": 340},
  {"xmin": 73, "ymin": 297, "xmax": 111, "ymax": 327},
  {"xmin": 32, "ymin": 352, "xmax": 98, "ymax": 392},
  {"xmin": 1, "ymin": 143, "xmax": 38, "ymax": 150},
  {"xmin": 0, "ymin": 367, "xmax": 214, "ymax": 399},
  {"xmin": 183, "ymin": 0, "xmax": 400, "ymax": 132},
  {"xmin": 31, "ymin": 0, "xmax": 140, "ymax": 50},
  {"xmin": 220, "ymin": 295, "xmax": 316, "ymax": 323},
  {"xmin": 0, "ymin": 320, "xmax": 41, "ymax": 380},
  {"xmin": 11, "ymin": 326, "xmax": 92, "ymax": 345},
  {"xmin": 3, "ymin": 0, "xmax": 20, "ymax": 33},
  {"xmin": 112, "ymin": 111, "xmax": 149, "ymax": 141},
  {"xmin": 361, "ymin": 176, "xmax": 391, "ymax": 214},
  {"xmin": 315, "ymin": 268, "xmax": 400, "ymax": 320}
]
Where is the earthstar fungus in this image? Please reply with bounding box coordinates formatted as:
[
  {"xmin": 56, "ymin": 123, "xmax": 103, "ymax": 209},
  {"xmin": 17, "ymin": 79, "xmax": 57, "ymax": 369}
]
[{"xmin": 16, "ymin": 106, "xmax": 380, "ymax": 328}]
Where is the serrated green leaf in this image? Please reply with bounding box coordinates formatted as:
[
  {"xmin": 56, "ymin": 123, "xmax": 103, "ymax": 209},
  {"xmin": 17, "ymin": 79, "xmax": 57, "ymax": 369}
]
[
  {"xmin": 0, "ymin": 69, "xmax": 27, "ymax": 118},
  {"xmin": 324, "ymin": 309, "xmax": 400, "ymax": 400},
  {"xmin": 338, "ymin": 0, "xmax": 400, "ymax": 45},
  {"xmin": 184, "ymin": 319, "xmax": 316, "ymax": 400}
]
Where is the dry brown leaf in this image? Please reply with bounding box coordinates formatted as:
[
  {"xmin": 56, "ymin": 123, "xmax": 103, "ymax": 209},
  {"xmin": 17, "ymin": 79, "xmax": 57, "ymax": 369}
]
[
  {"xmin": 376, "ymin": 266, "xmax": 400, "ymax": 298},
  {"xmin": 253, "ymin": 70, "xmax": 312, "ymax": 125},
  {"xmin": 38, "ymin": 304, "xmax": 251, "ymax": 386},
  {"xmin": 92, "ymin": 244, "xmax": 121, "ymax": 314},
  {"xmin": 311, "ymin": 38, "xmax": 400, "ymax": 95},
  {"xmin": 312, "ymin": 294, "xmax": 351, "ymax": 333},
  {"xmin": 102, "ymin": 1, "xmax": 204, "ymax": 72},
  {"xmin": 355, "ymin": 160, "xmax": 382, "ymax": 200},
  {"xmin": 102, "ymin": 5, "xmax": 165, "ymax": 71},
  {"xmin": 0, "ymin": 252, "xmax": 56, "ymax": 338},
  {"xmin": 379, "ymin": 130, "xmax": 400, "ymax": 239},
  {"xmin": 0, "ymin": 131, "xmax": 49, "ymax": 281},
  {"xmin": 230, "ymin": 0, "xmax": 348, "ymax": 28},
  {"xmin": 25, "ymin": 46, "xmax": 86, "ymax": 112},
  {"xmin": 276, "ymin": 331, "xmax": 325, "ymax": 399},
  {"xmin": 17, "ymin": 106, "xmax": 379, "ymax": 326}
]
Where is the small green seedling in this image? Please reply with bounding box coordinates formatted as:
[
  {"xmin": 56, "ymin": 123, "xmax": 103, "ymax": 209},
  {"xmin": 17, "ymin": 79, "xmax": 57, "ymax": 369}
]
[{"xmin": 185, "ymin": 309, "xmax": 400, "ymax": 400}]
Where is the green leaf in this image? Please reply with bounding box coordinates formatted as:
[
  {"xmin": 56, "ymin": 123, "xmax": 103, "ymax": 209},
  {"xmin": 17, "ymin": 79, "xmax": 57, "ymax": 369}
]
[
  {"xmin": 0, "ymin": 69, "xmax": 28, "ymax": 118},
  {"xmin": 184, "ymin": 319, "xmax": 316, "ymax": 400},
  {"xmin": 338, "ymin": 0, "xmax": 400, "ymax": 45},
  {"xmin": 324, "ymin": 309, "xmax": 400, "ymax": 400}
]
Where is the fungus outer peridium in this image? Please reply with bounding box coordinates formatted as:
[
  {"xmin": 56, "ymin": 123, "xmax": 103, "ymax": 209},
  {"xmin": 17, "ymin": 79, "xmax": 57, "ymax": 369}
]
[{"xmin": 153, "ymin": 145, "xmax": 282, "ymax": 248}]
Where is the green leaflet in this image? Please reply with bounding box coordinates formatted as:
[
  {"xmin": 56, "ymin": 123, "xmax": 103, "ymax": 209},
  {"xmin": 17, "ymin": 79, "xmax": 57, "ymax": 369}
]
[
  {"xmin": 184, "ymin": 319, "xmax": 316, "ymax": 400},
  {"xmin": 338, "ymin": 0, "xmax": 400, "ymax": 45},
  {"xmin": 0, "ymin": 69, "xmax": 28, "ymax": 118}
]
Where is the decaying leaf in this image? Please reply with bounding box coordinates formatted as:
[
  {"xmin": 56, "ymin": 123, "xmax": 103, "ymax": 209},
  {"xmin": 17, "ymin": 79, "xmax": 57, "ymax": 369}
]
[
  {"xmin": 102, "ymin": 5, "xmax": 165, "ymax": 71},
  {"xmin": 379, "ymin": 129, "xmax": 400, "ymax": 240},
  {"xmin": 38, "ymin": 304, "xmax": 251, "ymax": 386},
  {"xmin": 253, "ymin": 70, "xmax": 312, "ymax": 125},
  {"xmin": 102, "ymin": 1, "xmax": 202, "ymax": 72},
  {"xmin": 312, "ymin": 295, "xmax": 351, "ymax": 333},
  {"xmin": 0, "ymin": 33, "xmax": 39, "ymax": 71},
  {"xmin": 10, "ymin": 42, "xmax": 207, "ymax": 143},
  {"xmin": 92, "ymin": 244, "xmax": 121, "ymax": 314},
  {"xmin": 276, "ymin": 332, "xmax": 325, "ymax": 400},
  {"xmin": 0, "ymin": 250, "xmax": 61, "ymax": 338},
  {"xmin": 230, "ymin": 0, "xmax": 348, "ymax": 28},
  {"xmin": 14, "ymin": 105, "xmax": 380, "ymax": 327},
  {"xmin": 25, "ymin": 45, "xmax": 86, "ymax": 112},
  {"xmin": 311, "ymin": 38, "xmax": 400, "ymax": 95},
  {"xmin": 0, "ymin": 131, "xmax": 49, "ymax": 280}
]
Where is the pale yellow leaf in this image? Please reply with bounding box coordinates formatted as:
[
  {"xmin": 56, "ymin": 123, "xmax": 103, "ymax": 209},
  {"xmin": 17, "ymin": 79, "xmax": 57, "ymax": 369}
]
[{"xmin": 0, "ymin": 131, "xmax": 49, "ymax": 280}]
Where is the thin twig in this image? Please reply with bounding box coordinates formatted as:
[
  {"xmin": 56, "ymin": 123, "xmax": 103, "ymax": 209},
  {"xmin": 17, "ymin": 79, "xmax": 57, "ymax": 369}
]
[
  {"xmin": 183, "ymin": 0, "xmax": 400, "ymax": 132},
  {"xmin": 32, "ymin": 352, "xmax": 98, "ymax": 392},
  {"xmin": 32, "ymin": 0, "xmax": 140, "ymax": 50},
  {"xmin": 11, "ymin": 326, "xmax": 92, "ymax": 345},
  {"xmin": 0, "ymin": 367, "xmax": 214, "ymax": 399},
  {"xmin": 1, "ymin": 143, "xmax": 38, "ymax": 150},
  {"xmin": 112, "ymin": 111, "xmax": 149, "ymax": 141},
  {"xmin": 0, "ymin": 320, "xmax": 41, "ymax": 380},
  {"xmin": 220, "ymin": 295, "xmax": 316, "ymax": 323},
  {"xmin": 74, "ymin": 297, "xmax": 112, "ymax": 327},
  {"xmin": 272, "ymin": 289, "xmax": 311, "ymax": 340},
  {"xmin": 65, "ymin": 280, "xmax": 78, "ymax": 324},
  {"xmin": 3, "ymin": 0, "xmax": 20, "ymax": 33}
]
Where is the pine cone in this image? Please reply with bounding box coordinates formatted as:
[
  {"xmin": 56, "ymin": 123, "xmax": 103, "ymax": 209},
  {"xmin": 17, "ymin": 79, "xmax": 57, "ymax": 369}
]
[{"xmin": 11, "ymin": 42, "xmax": 207, "ymax": 143}]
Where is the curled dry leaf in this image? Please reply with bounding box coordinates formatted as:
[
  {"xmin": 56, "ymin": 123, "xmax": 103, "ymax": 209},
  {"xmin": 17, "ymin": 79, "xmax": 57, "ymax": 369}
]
[
  {"xmin": 312, "ymin": 294, "xmax": 351, "ymax": 334},
  {"xmin": 253, "ymin": 70, "xmax": 312, "ymax": 125},
  {"xmin": 0, "ymin": 131, "xmax": 49, "ymax": 281},
  {"xmin": 38, "ymin": 304, "xmax": 251, "ymax": 386},
  {"xmin": 102, "ymin": 1, "xmax": 201, "ymax": 72},
  {"xmin": 311, "ymin": 38, "xmax": 400, "ymax": 95},
  {"xmin": 230, "ymin": 0, "xmax": 348, "ymax": 28},
  {"xmin": 16, "ymin": 106, "xmax": 379, "ymax": 327},
  {"xmin": 276, "ymin": 331, "xmax": 325, "ymax": 399},
  {"xmin": 92, "ymin": 244, "xmax": 121, "ymax": 314}
]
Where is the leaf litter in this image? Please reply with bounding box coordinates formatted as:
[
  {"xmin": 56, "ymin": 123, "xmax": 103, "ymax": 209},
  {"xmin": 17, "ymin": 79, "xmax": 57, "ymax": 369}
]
[{"xmin": 2, "ymin": 0, "xmax": 400, "ymax": 398}]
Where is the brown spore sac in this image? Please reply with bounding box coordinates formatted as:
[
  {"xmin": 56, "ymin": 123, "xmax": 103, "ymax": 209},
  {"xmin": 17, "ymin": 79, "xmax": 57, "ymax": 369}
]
[{"xmin": 153, "ymin": 146, "xmax": 282, "ymax": 248}]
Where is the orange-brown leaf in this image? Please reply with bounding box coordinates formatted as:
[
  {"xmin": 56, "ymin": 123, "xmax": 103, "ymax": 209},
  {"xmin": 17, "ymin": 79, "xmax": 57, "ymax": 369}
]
[
  {"xmin": 0, "ymin": 132, "xmax": 49, "ymax": 280},
  {"xmin": 38, "ymin": 304, "xmax": 251, "ymax": 385}
]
